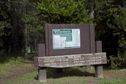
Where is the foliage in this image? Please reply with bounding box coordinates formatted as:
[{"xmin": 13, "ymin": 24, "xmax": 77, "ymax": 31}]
[
  {"xmin": 36, "ymin": 0, "xmax": 92, "ymax": 24},
  {"xmin": 114, "ymin": 8, "xmax": 126, "ymax": 47},
  {"xmin": 1, "ymin": 0, "xmax": 126, "ymax": 69},
  {"xmin": 95, "ymin": 0, "xmax": 126, "ymax": 54},
  {"xmin": 0, "ymin": 0, "xmax": 42, "ymax": 55},
  {"xmin": 0, "ymin": 0, "xmax": 26, "ymax": 54},
  {"xmin": 21, "ymin": 3, "xmax": 44, "ymax": 54},
  {"xmin": 109, "ymin": 56, "xmax": 122, "ymax": 69},
  {"xmin": 21, "ymin": 0, "xmax": 93, "ymax": 55},
  {"xmin": 94, "ymin": 0, "xmax": 126, "ymax": 68},
  {"xmin": 0, "ymin": 0, "xmax": 11, "ymax": 51}
]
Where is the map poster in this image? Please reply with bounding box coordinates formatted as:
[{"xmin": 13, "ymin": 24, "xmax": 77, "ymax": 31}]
[{"xmin": 52, "ymin": 29, "xmax": 80, "ymax": 49}]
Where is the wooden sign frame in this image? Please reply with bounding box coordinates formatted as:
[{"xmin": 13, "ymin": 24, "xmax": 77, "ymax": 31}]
[
  {"xmin": 45, "ymin": 24, "xmax": 95, "ymax": 56},
  {"xmin": 34, "ymin": 24, "xmax": 107, "ymax": 82}
]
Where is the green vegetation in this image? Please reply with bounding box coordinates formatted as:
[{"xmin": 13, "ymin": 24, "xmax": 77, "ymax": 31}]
[
  {"xmin": 4, "ymin": 73, "xmax": 87, "ymax": 84},
  {"xmin": 0, "ymin": 0, "xmax": 126, "ymax": 68},
  {"xmin": 36, "ymin": 0, "xmax": 92, "ymax": 23},
  {"xmin": 0, "ymin": 60, "xmax": 126, "ymax": 84},
  {"xmin": 98, "ymin": 79, "xmax": 126, "ymax": 84},
  {"xmin": 1, "ymin": 0, "xmax": 126, "ymax": 84},
  {"xmin": 3, "ymin": 73, "xmax": 126, "ymax": 84},
  {"xmin": 95, "ymin": 0, "xmax": 126, "ymax": 68},
  {"xmin": 3, "ymin": 72, "xmax": 126, "ymax": 84},
  {"xmin": 0, "ymin": 57, "xmax": 28, "ymax": 76}
]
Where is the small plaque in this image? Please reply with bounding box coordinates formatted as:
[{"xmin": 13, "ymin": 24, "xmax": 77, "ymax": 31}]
[{"xmin": 52, "ymin": 29, "xmax": 80, "ymax": 49}]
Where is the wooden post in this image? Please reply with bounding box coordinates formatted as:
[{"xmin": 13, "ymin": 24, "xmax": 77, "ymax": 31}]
[
  {"xmin": 38, "ymin": 67, "xmax": 47, "ymax": 82},
  {"xmin": 95, "ymin": 65, "xmax": 103, "ymax": 78},
  {"xmin": 95, "ymin": 41, "xmax": 104, "ymax": 78},
  {"xmin": 38, "ymin": 44, "xmax": 47, "ymax": 82}
]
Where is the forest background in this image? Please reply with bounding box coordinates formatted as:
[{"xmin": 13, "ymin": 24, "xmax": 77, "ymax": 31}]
[{"xmin": 0, "ymin": 0, "xmax": 126, "ymax": 68}]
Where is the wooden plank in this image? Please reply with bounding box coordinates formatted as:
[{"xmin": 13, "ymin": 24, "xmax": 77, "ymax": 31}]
[{"xmin": 36, "ymin": 53, "xmax": 107, "ymax": 68}]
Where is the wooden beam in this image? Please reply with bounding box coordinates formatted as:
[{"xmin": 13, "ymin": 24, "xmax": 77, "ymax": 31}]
[
  {"xmin": 95, "ymin": 41, "xmax": 104, "ymax": 78},
  {"xmin": 37, "ymin": 44, "xmax": 47, "ymax": 82},
  {"xmin": 38, "ymin": 67, "xmax": 47, "ymax": 82},
  {"xmin": 36, "ymin": 53, "xmax": 107, "ymax": 68}
]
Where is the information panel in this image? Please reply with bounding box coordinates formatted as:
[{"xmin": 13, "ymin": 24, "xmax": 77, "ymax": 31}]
[{"xmin": 52, "ymin": 29, "xmax": 80, "ymax": 49}]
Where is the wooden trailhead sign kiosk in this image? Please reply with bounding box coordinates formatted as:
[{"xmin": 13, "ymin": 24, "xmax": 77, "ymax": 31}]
[{"xmin": 34, "ymin": 24, "xmax": 107, "ymax": 82}]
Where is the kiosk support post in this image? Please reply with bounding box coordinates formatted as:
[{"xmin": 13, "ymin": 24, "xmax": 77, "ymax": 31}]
[
  {"xmin": 38, "ymin": 44, "xmax": 47, "ymax": 82},
  {"xmin": 38, "ymin": 67, "xmax": 47, "ymax": 82},
  {"xmin": 95, "ymin": 41, "xmax": 103, "ymax": 78}
]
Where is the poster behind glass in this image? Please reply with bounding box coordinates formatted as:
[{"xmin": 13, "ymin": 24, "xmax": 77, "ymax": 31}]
[{"xmin": 52, "ymin": 29, "xmax": 80, "ymax": 49}]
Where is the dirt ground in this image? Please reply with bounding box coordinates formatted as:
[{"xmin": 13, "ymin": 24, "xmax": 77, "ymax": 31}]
[{"xmin": 0, "ymin": 64, "xmax": 34, "ymax": 84}]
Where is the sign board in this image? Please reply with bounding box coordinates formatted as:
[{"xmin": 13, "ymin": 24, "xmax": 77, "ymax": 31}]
[
  {"xmin": 52, "ymin": 29, "xmax": 80, "ymax": 49},
  {"xmin": 45, "ymin": 24, "xmax": 95, "ymax": 56},
  {"xmin": 36, "ymin": 53, "xmax": 107, "ymax": 68},
  {"xmin": 35, "ymin": 24, "xmax": 107, "ymax": 82}
]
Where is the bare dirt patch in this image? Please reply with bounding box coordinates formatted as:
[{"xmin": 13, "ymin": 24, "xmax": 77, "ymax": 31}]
[
  {"xmin": 0, "ymin": 64, "xmax": 34, "ymax": 84},
  {"xmin": 104, "ymin": 69, "xmax": 126, "ymax": 79}
]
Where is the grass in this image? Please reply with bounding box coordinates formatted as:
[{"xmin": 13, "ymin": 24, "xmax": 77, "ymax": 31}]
[
  {"xmin": 0, "ymin": 57, "xmax": 126, "ymax": 84},
  {"xmin": 4, "ymin": 72, "xmax": 87, "ymax": 84},
  {"xmin": 98, "ymin": 79, "xmax": 126, "ymax": 84},
  {"xmin": 0, "ymin": 57, "xmax": 25, "ymax": 75},
  {"xmin": 3, "ymin": 71, "xmax": 126, "ymax": 84}
]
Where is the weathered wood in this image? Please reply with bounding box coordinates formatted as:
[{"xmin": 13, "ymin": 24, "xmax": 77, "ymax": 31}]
[
  {"xmin": 96, "ymin": 41, "xmax": 102, "ymax": 52},
  {"xmin": 95, "ymin": 65, "xmax": 103, "ymax": 78},
  {"xmin": 90, "ymin": 25, "xmax": 95, "ymax": 53},
  {"xmin": 95, "ymin": 41, "xmax": 104, "ymax": 78},
  {"xmin": 38, "ymin": 44, "xmax": 45, "ymax": 57},
  {"xmin": 37, "ymin": 44, "xmax": 47, "ymax": 82},
  {"xmin": 36, "ymin": 53, "xmax": 107, "ymax": 68},
  {"xmin": 34, "ymin": 24, "xmax": 107, "ymax": 82},
  {"xmin": 38, "ymin": 67, "xmax": 47, "ymax": 82}
]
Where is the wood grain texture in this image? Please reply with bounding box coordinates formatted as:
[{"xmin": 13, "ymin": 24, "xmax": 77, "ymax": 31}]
[{"xmin": 35, "ymin": 53, "xmax": 107, "ymax": 68}]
